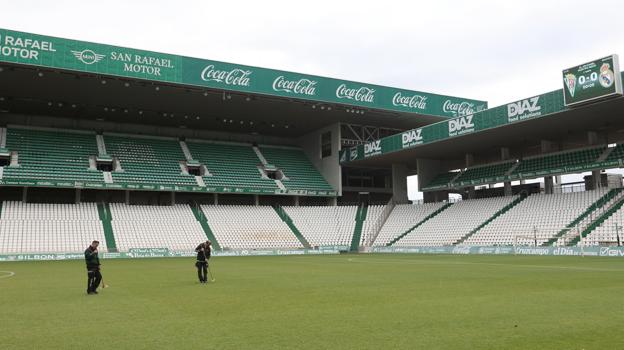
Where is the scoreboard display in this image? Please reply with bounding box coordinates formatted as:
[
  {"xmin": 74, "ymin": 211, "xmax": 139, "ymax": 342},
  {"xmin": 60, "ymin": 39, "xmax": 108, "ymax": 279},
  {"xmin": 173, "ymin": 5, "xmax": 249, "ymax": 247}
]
[{"xmin": 562, "ymin": 55, "xmax": 622, "ymax": 106}]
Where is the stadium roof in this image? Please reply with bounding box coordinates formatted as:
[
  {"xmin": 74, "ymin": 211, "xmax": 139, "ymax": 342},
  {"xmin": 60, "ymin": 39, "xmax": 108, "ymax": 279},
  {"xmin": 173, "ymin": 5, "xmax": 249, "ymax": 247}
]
[
  {"xmin": 339, "ymin": 85, "xmax": 624, "ymax": 169},
  {"xmin": 0, "ymin": 28, "xmax": 487, "ymax": 136}
]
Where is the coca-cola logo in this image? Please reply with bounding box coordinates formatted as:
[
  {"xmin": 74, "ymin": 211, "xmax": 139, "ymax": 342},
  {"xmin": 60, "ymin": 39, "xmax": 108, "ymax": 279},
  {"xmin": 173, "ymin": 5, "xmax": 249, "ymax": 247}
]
[
  {"xmin": 442, "ymin": 100, "xmax": 475, "ymax": 117},
  {"xmin": 392, "ymin": 92, "xmax": 427, "ymax": 110},
  {"xmin": 336, "ymin": 84, "xmax": 375, "ymax": 103},
  {"xmin": 272, "ymin": 76, "xmax": 317, "ymax": 96},
  {"xmin": 200, "ymin": 65, "xmax": 252, "ymax": 86}
]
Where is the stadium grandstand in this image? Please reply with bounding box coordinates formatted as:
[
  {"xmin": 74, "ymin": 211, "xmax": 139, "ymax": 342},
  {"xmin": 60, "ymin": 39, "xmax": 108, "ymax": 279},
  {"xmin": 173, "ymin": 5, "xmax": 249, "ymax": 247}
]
[{"xmin": 1, "ymin": 28, "xmax": 624, "ymax": 259}]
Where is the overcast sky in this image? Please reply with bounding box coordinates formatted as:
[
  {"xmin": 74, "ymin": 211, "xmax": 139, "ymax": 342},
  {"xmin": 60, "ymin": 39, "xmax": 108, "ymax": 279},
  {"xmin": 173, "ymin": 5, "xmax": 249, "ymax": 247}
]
[{"xmin": 3, "ymin": 0, "xmax": 624, "ymax": 199}]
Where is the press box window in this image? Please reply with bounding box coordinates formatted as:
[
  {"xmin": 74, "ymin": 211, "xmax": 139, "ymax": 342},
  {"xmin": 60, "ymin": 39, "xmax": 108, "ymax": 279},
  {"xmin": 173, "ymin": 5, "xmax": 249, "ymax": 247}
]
[
  {"xmin": 186, "ymin": 161, "xmax": 207, "ymax": 176},
  {"xmin": 96, "ymin": 157, "xmax": 113, "ymax": 172}
]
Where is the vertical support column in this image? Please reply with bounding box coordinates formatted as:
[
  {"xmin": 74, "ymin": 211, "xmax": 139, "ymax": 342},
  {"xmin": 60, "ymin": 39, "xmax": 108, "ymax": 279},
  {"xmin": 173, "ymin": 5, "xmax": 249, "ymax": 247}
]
[
  {"xmin": 500, "ymin": 147, "xmax": 510, "ymax": 161},
  {"xmin": 293, "ymin": 196, "xmax": 300, "ymax": 206},
  {"xmin": 465, "ymin": 153, "xmax": 475, "ymax": 199},
  {"xmin": 465, "ymin": 153, "xmax": 474, "ymax": 167},
  {"xmin": 329, "ymin": 197, "xmax": 337, "ymax": 206},
  {"xmin": 501, "ymin": 147, "xmax": 513, "ymax": 196},
  {"xmin": 254, "ymin": 194, "xmax": 259, "ymax": 206},
  {"xmin": 22, "ymin": 187, "xmax": 28, "ymax": 203},
  {"xmin": 125, "ymin": 190, "xmax": 130, "ymax": 205},
  {"xmin": 591, "ymin": 170, "xmax": 601, "ymax": 190},
  {"xmin": 541, "ymin": 140, "xmax": 556, "ymax": 194},
  {"xmin": 214, "ymin": 193, "xmax": 219, "ymax": 205},
  {"xmin": 75, "ymin": 189, "xmax": 81, "ymax": 204},
  {"xmin": 504, "ymin": 182, "xmax": 512, "ymax": 196},
  {"xmin": 417, "ymin": 158, "xmax": 446, "ymax": 203},
  {"xmin": 544, "ymin": 176, "xmax": 554, "ymax": 194},
  {"xmin": 587, "ymin": 131, "xmax": 599, "ymax": 145},
  {"xmin": 170, "ymin": 192, "xmax": 175, "ymax": 206},
  {"xmin": 588, "ymin": 131, "xmax": 601, "ymax": 190},
  {"xmin": 391, "ymin": 163, "xmax": 409, "ymax": 204}
]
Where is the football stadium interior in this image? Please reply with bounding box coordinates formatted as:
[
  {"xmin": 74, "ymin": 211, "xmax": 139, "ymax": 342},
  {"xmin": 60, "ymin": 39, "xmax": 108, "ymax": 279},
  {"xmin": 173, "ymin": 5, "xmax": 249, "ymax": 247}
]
[
  {"xmin": 1, "ymin": 29, "xmax": 624, "ymax": 257},
  {"xmin": 3, "ymin": 26, "xmax": 624, "ymax": 350}
]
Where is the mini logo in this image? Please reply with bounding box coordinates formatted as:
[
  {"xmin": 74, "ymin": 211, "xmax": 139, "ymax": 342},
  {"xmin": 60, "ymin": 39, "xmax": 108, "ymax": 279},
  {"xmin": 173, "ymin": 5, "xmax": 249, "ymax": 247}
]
[
  {"xmin": 564, "ymin": 73, "xmax": 577, "ymax": 97},
  {"xmin": 599, "ymin": 63, "xmax": 615, "ymax": 88},
  {"xmin": 71, "ymin": 49, "xmax": 105, "ymax": 65}
]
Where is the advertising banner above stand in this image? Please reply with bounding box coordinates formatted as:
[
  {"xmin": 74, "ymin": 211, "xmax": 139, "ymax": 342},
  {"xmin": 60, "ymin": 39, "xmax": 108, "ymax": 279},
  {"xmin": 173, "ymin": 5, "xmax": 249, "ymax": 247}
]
[{"xmin": 0, "ymin": 28, "xmax": 486, "ymax": 118}]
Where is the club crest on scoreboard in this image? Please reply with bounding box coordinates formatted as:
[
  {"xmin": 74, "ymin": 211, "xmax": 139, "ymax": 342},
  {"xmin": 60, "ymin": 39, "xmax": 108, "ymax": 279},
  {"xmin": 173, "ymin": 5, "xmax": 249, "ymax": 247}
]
[
  {"xmin": 564, "ymin": 73, "xmax": 577, "ymax": 97},
  {"xmin": 599, "ymin": 63, "xmax": 615, "ymax": 88}
]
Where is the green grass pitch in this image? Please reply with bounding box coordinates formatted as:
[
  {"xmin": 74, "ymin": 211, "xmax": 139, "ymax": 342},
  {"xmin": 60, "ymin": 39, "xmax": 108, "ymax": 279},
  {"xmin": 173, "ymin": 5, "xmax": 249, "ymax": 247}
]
[{"xmin": 1, "ymin": 254, "xmax": 622, "ymax": 349}]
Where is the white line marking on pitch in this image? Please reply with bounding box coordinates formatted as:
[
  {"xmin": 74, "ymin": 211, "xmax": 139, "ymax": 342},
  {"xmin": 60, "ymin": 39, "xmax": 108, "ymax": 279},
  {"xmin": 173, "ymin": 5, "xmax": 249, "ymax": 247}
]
[{"xmin": 0, "ymin": 271, "xmax": 15, "ymax": 279}]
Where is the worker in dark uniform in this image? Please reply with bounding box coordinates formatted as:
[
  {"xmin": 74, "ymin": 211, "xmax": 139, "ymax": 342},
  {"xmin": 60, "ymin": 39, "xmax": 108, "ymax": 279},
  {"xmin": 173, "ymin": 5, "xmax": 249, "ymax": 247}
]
[
  {"xmin": 195, "ymin": 240, "xmax": 211, "ymax": 283},
  {"xmin": 84, "ymin": 240, "xmax": 102, "ymax": 294}
]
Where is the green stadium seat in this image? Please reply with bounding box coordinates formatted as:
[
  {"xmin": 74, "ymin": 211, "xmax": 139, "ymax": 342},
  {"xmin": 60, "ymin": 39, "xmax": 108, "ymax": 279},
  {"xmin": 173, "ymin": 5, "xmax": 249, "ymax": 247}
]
[
  {"xmin": 260, "ymin": 146, "xmax": 333, "ymax": 192},
  {"xmin": 3, "ymin": 127, "xmax": 103, "ymax": 184},
  {"xmin": 455, "ymin": 162, "xmax": 515, "ymax": 186},
  {"xmin": 186, "ymin": 141, "xmax": 278, "ymax": 191},
  {"xmin": 104, "ymin": 134, "xmax": 197, "ymax": 186}
]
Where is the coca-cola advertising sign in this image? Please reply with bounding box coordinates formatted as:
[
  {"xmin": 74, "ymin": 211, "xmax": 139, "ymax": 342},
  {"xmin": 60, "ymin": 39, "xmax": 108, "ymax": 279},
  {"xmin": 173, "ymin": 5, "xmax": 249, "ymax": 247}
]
[
  {"xmin": 392, "ymin": 92, "xmax": 427, "ymax": 110},
  {"xmin": 442, "ymin": 100, "xmax": 476, "ymax": 117},
  {"xmin": 200, "ymin": 64, "xmax": 252, "ymax": 87},
  {"xmin": 336, "ymin": 84, "xmax": 376, "ymax": 103},
  {"xmin": 272, "ymin": 76, "xmax": 318, "ymax": 96}
]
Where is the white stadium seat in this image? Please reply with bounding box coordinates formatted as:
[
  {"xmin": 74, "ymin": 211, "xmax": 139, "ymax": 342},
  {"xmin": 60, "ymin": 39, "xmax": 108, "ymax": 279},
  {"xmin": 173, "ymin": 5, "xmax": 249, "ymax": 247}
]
[{"xmin": 0, "ymin": 201, "xmax": 106, "ymax": 253}]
